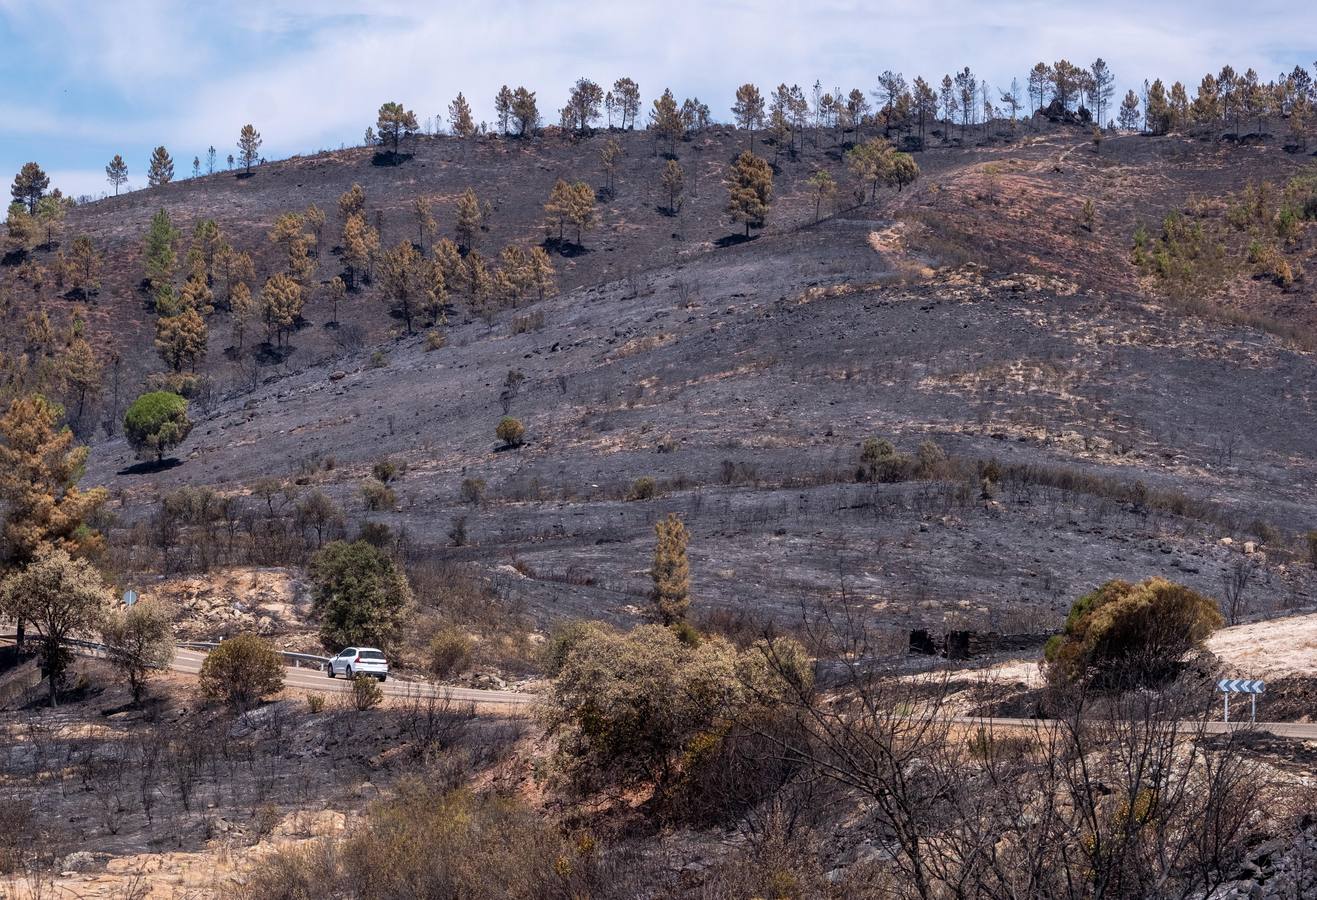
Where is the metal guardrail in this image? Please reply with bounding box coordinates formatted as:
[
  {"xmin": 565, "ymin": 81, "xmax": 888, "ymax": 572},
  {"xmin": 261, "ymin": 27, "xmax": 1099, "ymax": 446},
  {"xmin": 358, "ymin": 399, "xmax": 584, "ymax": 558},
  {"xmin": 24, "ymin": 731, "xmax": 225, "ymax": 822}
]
[{"xmin": 177, "ymin": 640, "xmax": 330, "ymax": 671}]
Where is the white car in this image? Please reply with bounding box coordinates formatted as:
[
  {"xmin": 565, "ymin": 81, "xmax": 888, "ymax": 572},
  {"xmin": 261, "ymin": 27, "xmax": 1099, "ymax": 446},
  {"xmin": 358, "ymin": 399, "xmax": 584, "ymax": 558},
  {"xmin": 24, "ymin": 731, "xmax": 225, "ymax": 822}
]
[{"xmin": 325, "ymin": 647, "xmax": 389, "ymax": 681}]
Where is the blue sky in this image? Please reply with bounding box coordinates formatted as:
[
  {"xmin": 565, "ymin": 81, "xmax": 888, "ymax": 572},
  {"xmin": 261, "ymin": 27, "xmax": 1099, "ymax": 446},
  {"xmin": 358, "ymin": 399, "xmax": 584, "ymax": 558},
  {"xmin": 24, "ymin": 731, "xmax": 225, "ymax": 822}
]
[{"xmin": 1, "ymin": 0, "xmax": 1313, "ymax": 199}]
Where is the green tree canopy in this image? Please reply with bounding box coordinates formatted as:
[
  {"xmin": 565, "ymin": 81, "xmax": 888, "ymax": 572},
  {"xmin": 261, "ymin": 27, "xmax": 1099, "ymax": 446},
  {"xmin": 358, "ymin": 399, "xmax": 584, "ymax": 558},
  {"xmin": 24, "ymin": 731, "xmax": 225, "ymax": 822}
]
[
  {"xmin": 308, "ymin": 540, "xmax": 413, "ymax": 651},
  {"xmin": 1044, "ymin": 577, "xmax": 1223, "ymax": 689},
  {"xmin": 725, "ymin": 150, "xmax": 773, "ymax": 236},
  {"xmin": 0, "ymin": 548, "xmax": 111, "ymax": 706},
  {"xmin": 123, "ymin": 391, "xmax": 192, "ymax": 462}
]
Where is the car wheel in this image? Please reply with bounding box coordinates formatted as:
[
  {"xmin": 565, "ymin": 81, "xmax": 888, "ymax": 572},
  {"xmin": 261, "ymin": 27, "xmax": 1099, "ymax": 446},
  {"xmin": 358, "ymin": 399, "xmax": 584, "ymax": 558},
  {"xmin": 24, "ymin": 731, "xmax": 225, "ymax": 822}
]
[
  {"xmin": 378, "ymin": 674, "xmax": 387, "ymax": 682},
  {"xmin": 326, "ymin": 664, "xmax": 334, "ymax": 678},
  {"xmin": 346, "ymin": 667, "xmax": 354, "ymax": 679}
]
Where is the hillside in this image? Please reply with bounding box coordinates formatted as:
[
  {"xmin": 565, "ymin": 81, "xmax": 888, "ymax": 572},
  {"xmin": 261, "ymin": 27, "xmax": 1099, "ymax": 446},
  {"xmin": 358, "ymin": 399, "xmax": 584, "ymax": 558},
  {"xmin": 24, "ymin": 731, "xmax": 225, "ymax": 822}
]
[{"xmin": 5, "ymin": 122, "xmax": 1300, "ymax": 639}]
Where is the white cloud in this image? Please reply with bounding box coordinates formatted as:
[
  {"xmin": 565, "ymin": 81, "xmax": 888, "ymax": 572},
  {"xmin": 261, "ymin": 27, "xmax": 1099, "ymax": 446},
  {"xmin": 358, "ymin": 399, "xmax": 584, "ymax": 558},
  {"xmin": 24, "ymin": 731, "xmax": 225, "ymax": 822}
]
[{"xmin": 2, "ymin": 0, "xmax": 1316, "ymax": 172}]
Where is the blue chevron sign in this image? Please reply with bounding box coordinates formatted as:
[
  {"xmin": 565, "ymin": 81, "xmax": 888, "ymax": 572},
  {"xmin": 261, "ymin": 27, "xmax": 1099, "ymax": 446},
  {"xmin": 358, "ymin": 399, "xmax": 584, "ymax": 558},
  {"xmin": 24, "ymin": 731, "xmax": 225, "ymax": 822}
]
[{"xmin": 1217, "ymin": 679, "xmax": 1265, "ymax": 694}]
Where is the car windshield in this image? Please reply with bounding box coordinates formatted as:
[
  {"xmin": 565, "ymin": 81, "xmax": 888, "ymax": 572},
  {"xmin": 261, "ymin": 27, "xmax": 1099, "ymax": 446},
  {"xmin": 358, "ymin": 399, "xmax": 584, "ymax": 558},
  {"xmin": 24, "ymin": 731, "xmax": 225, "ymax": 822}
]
[{"xmin": 358, "ymin": 650, "xmax": 386, "ymax": 660}]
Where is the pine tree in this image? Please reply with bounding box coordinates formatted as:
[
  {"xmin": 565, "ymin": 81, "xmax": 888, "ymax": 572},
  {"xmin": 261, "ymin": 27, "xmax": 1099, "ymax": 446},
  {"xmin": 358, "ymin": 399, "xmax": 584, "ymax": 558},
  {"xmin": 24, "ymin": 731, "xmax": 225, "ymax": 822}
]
[
  {"xmin": 338, "ymin": 183, "xmax": 366, "ymax": 220},
  {"xmin": 231, "ymin": 281, "xmax": 255, "ymax": 348},
  {"xmin": 66, "ymin": 235, "xmax": 101, "ymax": 297},
  {"xmin": 660, "ymin": 159, "xmax": 684, "ymax": 214},
  {"xmin": 0, "ymin": 394, "xmax": 107, "ymax": 569},
  {"xmin": 192, "ymin": 156, "xmax": 200, "ymax": 178},
  {"xmin": 238, "ymin": 124, "xmax": 262, "ymax": 174},
  {"xmin": 1027, "ymin": 63, "xmax": 1051, "ymax": 114},
  {"xmin": 846, "ymin": 137, "xmax": 899, "ymax": 202},
  {"xmin": 1118, "ymin": 90, "xmax": 1141, "ymax": 131},
  {"xmin": 34, "ymin": 196, "xmax": 64, "ymax": 247},
  {"xmin": 412, "ymin": 196, "xmax": 436, "ymax": 249},
  {"xmin": 324, "ymin": 276, "xmax": 346, "ymax": 326},
  {"xmin": 939, "ymin": 74, "xmax": 957, "ymax": 140},
  {"xmin": 649, "ymin": 88, "xmax": 684, "ymax": 155},
  {"xmin": 105, "ymin": 154, "xmax": 128, "ymax": 195},
  {"xmin": 724, "ymin": 150, "xmax": 772, "ymax": 237},
  {"xmin": 612, "ymin": 77, "xmax": 641, "ymax": 129},
  {"xmin": 142, "ymin": 208, "xmax": 180, "ymax": 297},
  {"xmin": 1089, "ymin": 58, "xmax": 1116, "ymax": 127},
  {"xmin": 529, "ymin": 246, "xmax": 556, "ymax": 300},
  {"xmin": 448, "ymin": 92, "xmax": 476, "ymax": 138},
  {"xmin": 543, "ymin": 179, "xmax": 597, "ymax": 246},
  {"xmin": 147, "ymin": 146, "xmax": 174, "ymax": 187},
  {"xmin": 808, "ymin": 169, "xmax": 837, "ymax": 222},
  {"xmin": 60, "ymin": 337, "xmax": 102, "ymax": 426},
  {"xmin": 454, "ymin": 188, "xmax": 483, "ymax": 252},
  {"xmin": 600, "ymin": 138, "xmax": 622, "ymax": 195},
  {"xmin": 732, "ymin": 83, "xmax": 765, "ymax": 150},
  {"xmin": 11, "ymin": 162, "xmax": 49, "ymax": 213},
  {"xmin": 681, "ymin": 97, "xmax": 711, "ymax": 132},
  {"xmin": 154, "ymin": 307, "xmax": 207, "ymax": 371},
  {"xmin": 510, "ymin": 87, "xmax": 539, "ymax": 136},
  {"xmin": 1169, "ymin": 82, "xmax": 1190, "ymax": 131},
  {"xmin": 376, "ymin": 102, "xmax": 419, "ymax": 154},
  {"xmin": 563, "ymin": 77, "xmax": 604, "ymax": 134},
  {"xmin": 341, "ymin": 213, "xmax": 378, "ymax": 289},
  {"xmin": 379, "ymin": 240, "xmax": 427, "ymax": 333},
  {"xmin": 260, "ymin": 272, "xmax": 304, "ymax": 347},
  {"xmin": 650, "ymin": 512, "xmax": 690, "ymax": 625},
  {"xmin": 1146, "ymin": 79, "xmax": 1171, "ymax": 135}
]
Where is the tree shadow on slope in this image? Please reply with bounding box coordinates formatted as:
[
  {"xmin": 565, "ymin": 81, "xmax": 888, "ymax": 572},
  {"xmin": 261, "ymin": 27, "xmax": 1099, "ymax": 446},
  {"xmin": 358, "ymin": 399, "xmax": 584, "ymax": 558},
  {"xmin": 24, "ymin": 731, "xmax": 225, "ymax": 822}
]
[{"xmin": 117, "ymin": 457, "xmax": 183, "ymax": 476}]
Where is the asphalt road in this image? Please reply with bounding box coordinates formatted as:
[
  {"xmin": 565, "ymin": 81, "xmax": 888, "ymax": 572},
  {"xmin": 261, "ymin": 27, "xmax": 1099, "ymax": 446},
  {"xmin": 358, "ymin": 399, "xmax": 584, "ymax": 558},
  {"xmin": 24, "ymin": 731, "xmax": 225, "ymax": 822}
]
[
  {"xmin": 0, "ymin": 634, "xmax": 535, "ymax": 710},
  {"xmin": 7, "ymin": 634, "xmax": 1312, "ymax": 733},
  {"xmin": 171, "ymin": 648, "xmax": 537, "ymax": 708},
  {"xmin": 953, "ymin": 716, "xmax": 1317, "ymax": 740}
]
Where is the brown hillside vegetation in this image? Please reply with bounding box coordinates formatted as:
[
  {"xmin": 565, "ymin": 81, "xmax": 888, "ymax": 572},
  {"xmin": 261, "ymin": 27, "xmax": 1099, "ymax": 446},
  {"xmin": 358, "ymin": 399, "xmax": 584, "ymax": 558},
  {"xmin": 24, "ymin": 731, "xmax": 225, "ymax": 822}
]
[{"xmin": 4, "ymin": 97, "xmax": 1317, "ymax": 897}]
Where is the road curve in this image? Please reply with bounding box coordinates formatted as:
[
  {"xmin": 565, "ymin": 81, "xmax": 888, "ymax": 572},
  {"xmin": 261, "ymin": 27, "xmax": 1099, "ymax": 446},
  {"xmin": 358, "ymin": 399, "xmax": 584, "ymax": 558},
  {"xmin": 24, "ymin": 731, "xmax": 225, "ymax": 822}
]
[
  {"xmin": 1, "ymin": 635, "xmax": 536, "ymax": 710},
  {"xmin": 953, "ymin": 715, "xmax": 1317, "ymax": 740},
  {"xmin": 171, "ymin": 648, "xmax": 537, "ymax": 708}
]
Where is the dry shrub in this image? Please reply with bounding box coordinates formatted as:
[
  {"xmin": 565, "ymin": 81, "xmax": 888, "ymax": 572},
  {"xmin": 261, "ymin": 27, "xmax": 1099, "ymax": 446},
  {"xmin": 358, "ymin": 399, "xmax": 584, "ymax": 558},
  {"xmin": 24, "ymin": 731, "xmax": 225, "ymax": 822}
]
[
  {"xmin": 1043, "ymin": 577, "xmax": 1223, "ymax": 689},
  {"xmin": 427, "ymin": 626, "xmax": 473, "ymax": 679},
  {"xmin": 0, "ymin": 801, "xmax": 34, "ymax": 874},
  {"xmin": 361, "ymin": 479, "xmax": 396, "ymax": 511},
  {"xmin": 240, "ymin": 784, "xmax": 613, "ymax": 900},
  {"xmin": 351, "ymin": 674, "xmax": 383, "ymax": 711},
  {"xmin": 409, "ymin": 560, "xmax": 537, "ymax": 673}
]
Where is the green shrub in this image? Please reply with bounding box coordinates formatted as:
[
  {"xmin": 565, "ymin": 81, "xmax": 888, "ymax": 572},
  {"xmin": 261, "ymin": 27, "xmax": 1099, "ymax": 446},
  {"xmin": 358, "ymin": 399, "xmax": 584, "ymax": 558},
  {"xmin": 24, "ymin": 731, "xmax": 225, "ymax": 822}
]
[
  {"xmin": 425, "ymin": 330, "xmax": 446, "ymax": 351},
  {"xmin": 859, "ymin": 438, "xmax": 911, "ymax": 483},
  {"xmin": 198, "ymin": 633, "xmax": 284, "ymax": 710},
  {"xmin": 100, "ymin": 599, "xmax": 175, "ymax": 704},
  {"xmin": 309, "ymin": 540, "xmax": 413, "ymax": 651},
  {"xmin": 427, "ymin": 627, "xmax": 473, "ymax": 679},
  {"xmin": 1044, "ymin": 578, "xmax": 1223, "ymax": 690},
  {"xmin": 124, "ymin": 391, "xmax": 192, "ymax": 462},
  {"xmin": 352, "ymin": 673, "xmax": 383, "ymax": 711},
  {"xmin": 371, "ymin": 458, "xmax": 399, "ymax": 483},
  {"xmin": 915, "ymin": 439, "xmax": 946, "ymax": 478},
  {"xmin": 306, "ymin": 692, "xmax": 326, "ymax": 713},
  {"xmin": 496, "ymin": 416, "xmax": 525, "ymax": 448},
  {"xmin": 628, "ymin": 476, "xmax": 657, "ymax": 500},
  {"xmin": 361, "ymin": 479, "xmax": 396, "ymax": 511}
]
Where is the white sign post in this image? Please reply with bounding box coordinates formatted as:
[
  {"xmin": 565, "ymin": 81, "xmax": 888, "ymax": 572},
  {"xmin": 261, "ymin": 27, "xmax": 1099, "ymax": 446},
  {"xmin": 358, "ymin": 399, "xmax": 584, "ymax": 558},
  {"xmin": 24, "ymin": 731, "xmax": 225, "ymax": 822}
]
[{"xmin": 1217, "ymin": 679, "xmax": 1265, "ymax": 723}]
